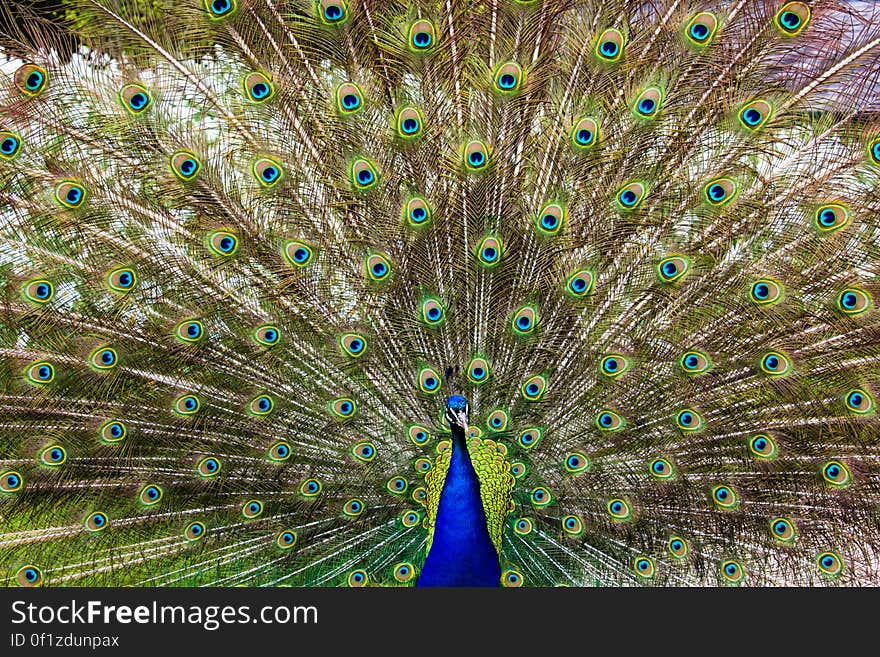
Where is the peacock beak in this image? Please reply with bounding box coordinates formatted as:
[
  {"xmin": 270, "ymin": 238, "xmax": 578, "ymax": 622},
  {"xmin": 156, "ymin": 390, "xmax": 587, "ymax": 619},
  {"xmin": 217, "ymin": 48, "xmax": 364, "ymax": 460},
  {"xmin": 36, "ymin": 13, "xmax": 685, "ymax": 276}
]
[{"xmin": 451, "ymin": 408, "xmax": 469, "ymax": 429}]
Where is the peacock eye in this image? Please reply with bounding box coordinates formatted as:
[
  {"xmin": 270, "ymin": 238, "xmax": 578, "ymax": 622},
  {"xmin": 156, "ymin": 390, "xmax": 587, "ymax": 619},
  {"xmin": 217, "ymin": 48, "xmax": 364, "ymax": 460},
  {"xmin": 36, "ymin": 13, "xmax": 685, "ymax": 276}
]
[
  {"xmin": 205, "ymin": 0, "xmax": 237, "ymax": 19},
  {"xmin": 277, "ymin": 530, "xmax": 297, "ymax": 549},
  {"xmin": 421, "ymin": 298, "xmax": 446, "ymax": 325},
  {"xmin": 336, "ymin": 82, "xmax": 364, "ymax": 114},
  {"xmin": 748, "ymin": 433, "xmax": 778, "ymax": 460},
  {"xmin": 0, "ymin": 131, "xmax": 22, "ymax": 160},
  {"xmin": 511, "ymin": 305, "xmax": 539, "ymax": 335},
  {"xmin": 836, "ymin": 287, "xmax": 872, "ymax": 316},
  {"xmin": 668, "ymin": 536, "xmax": 689, "ymax": 559},
  {"xmin": 352, "ymin": 441, "xmax": 376, "ymax": 463},
  {"xmin": 562, "ymin": 515, "xmax": 584, "ymax": 536},
  {"xmin": 348, "ymin": 570, "xmax": 368, "ymax": 587},
  {"xmin": 343, "ymin": 498, "xmax": 365, "ymax": 517},
  {"xmin": 403, "ymin": 195, "xmax": 432, "ymax": 227},
  {"xmin": 595, "ymin": 409, "xmax": 625, "ymax": 432},
  {"xmin": 242, "ymin": 499, "xmax": 264, "ymax": 519},
  {"xmin": 330, "ymin": 397, "xmax": 357, "ymax": 419},
  {"xmin": 571, "ymin": 117, "xmax": 599, "ymax": 150},
  {"xmin": 565, "ymin": 268, "xmax": 595, "ymax": 298},
  {"xmin": 530, "ymin": 486, "xmax": 552, "ymax": 507},
  {"xmin": 822, "ymin": 460, "xmax": 851, "ymax": 488},
  {"xmin": 476, "ymin": 235, "xmax": 503, "ymax": 267},
  {"xmin": 248, "ymin": 394, "xmax": 275, "ymax": 416},
  {"xmin": 720, "ymin": 560, "xmax": 745, "ymax": 584},
  {"xmin": 774, "ymin": 2, "xmax": 810, "ymax": 36},
  {"xmin": 351, "ymin": 157, "xmax": 378, "ymax": 189},
  {"xmin": 196, "ymin": 456, "xmax": 222, "ymax": 477},
  {"xmin": 595, "ymin": 28, "xmax": 624, "ymax": 62},
  {"xmin": 185, "ymin": 521, "xmax": 206, "ymax": 541},
  {"xmin": 600, "ymin": 354, "xmax": 630, "ymax": 379},
  {"xmin": 711, "ymin": 485, "xmax": 739, "ymax": 509},
  {"xmin": 253, "ymin": 324, "xmax": 281, "ymax": 347},
  {"xmin": 680, "ymin": 350, "xmax": 711, "ymax": 374},
  {"xmin": 39, "ymin": 445, "xmax": 67, "ymax": 467},
  {"xmin": 107, "ymin": 267, "xmax": 137, "ymax": 293},
  {"xmin": 175, "ymin": 319, "xmax": 205, "ymax": 344},
  {"xmin": 703, "ymin": 178, "xmax": 738, "ymax": 206},
  {"xmin": 139, "ymin": 484, "xmax": 163, "ymax": 505},
  {"xmin": 685, "ymin": 12, "xmax": 718, "ymax": 46},
  {"xmin": 17, "ymin": 565, "xmax": 44, "ymax": 587},
  {"xmin": 521, "ymin": 374, "xmax": 547, "ymax": 401},
  {"xmin": 657, "ymin": 256, "xmax": 691, "ymax": 283},
  {"xmin": 485, "ymin": 409, "xmax": 508, "ymax": 432},
  {"xmin": 254, "ymin": 157, "xmax": 284, "ymax": 187},
  {"xmin": 409, "ymin": 19, "xmax": 436, "ymax": 51},
  {"xmin": 844, "ymin": 388, "xmax": 874, "ymax": 415},
  {"xmin": 749, "ymin": 278, "xmax": 784, "ymax": 305},
  {"xmin": 649, "ymin": 457, "xmax": 675, "ymax": 479},
  {"xmin": 22, "ymin": 279, "xmax": 54, "ymax": 304},
  {"xmin": 55, "ymin": 181, "xmax": 87, "ymax": 208},
  {"xmin": 268, "ymin": 441, "xmax": 291, "ymax": 462},
  {"xmin": 513, "ymin": 517, "xmax": 534, "ymax": 535},
  {"xmin": 301, "ymin": 478, "xmax": 322, "ymax": 497},
  {"xmin": 120, "ymin": 83, "xmax": 152, "ymax": 114},
  {"xmin": 174, "ymin": 394, "xmax": 201, "ymax": 415},
  {"xmin": 615, "ymin": 181, "xmax": 647, "ymax": 210},
  {"xmin": 634, "ymin": 557, "xmax": 656, "ymax": 579},
  {"xmin": 244, "ymin": 72, "xmax": 274, "ymax": 102},
  {"xmin": 759, "ymin": 350, "xmax": 792, "ymax": 376},
  {"xmin": 535, "ymin": 201, "xmax": 566, "ymax": 236},
  {"xmin": 518, "ymin": 427, "xmax": 544, "ymax": 450},
  {"xmin": 417, "ymin": 366, "xmax": 443, "ymax": 394},
  {"xmin": 85, "ymin": 511, "xmax": 109, "ymax": 532},
  {"xmin": 467, "ymin": 357, "xmax": 492, "ymax": 385},
  {"xmin": 25, "ymin": 361, "xmax": 55, "ymax": 385},
  {"xmin": 14, "ymin": 63, "xmax": 47, "ymax": 96},
  {"xmin": 319, "ymin": 0, "xmax": 349, "ymax": 24},
  {"xmin": 387, "ymin": 477, "xmax": 409, "ymax": 495},
  {"xmin": 564, "ymin": 452, "xmax": 590, "ymax": 474},
  {"xmin": 675, "ymin": 408, "xmax": 704, "ymax": 432},
  {"xmin": 339, "ymin": 332, "xmax": 367, "ymax": 358},
  {"xmin": 283, "ymin": 240, "xmax": 314, "ymax": 268},
  {"xmin": 739, "ymin": 99, "xmax": 773, "ymax": 131},
  {"xmin": 1, "ymin": 470, "xmax": 24, "ymax": 492},
  {"xmin": 364, "ymin": 252, "xmax": 392, "ymax": 282},
  {"xmin": 816, "ymin": 551, "xmax": 843, "ymax": 578},
  {"xmin": 814, "ymin": 203, "xmax": 850, "ymax": 233},
  {"xmin": 409, "ymin": 425, "xmax": 430, "ymax": 445},
  {"xmin": 770, "ymin": 517, "xmax": 797, "ymax": 543},
  {"xmin": 393, "ymin": 562, "xmax": 416, "ymax": 583},
  {"xmin": 89, "ymin": 347, "xmax": 118, "ymax": 371},
  {"xmin": 607, "ymin": 498, "xmax": 632, "ymax": 520},
  {"xmin": 633, "ymin": 87, "xmax": 662, "ymax": 119},
  {"xmin": 170, "ymin": 151, "xmax": 201, "ymax": 181},
  {"xmin": 494, "ymin": 61, "xmax": 524, "ymax": 93},
  {"xmin": 464, "ymin": 140, "xmax": 490, "ymax": 170},
  {"xmin": 502, "ymin": 568, "xmax": 524, "ymax": 587},
  {"xmin": 396, "ymin": 106, "xmax": 424, "ymax": 138}
]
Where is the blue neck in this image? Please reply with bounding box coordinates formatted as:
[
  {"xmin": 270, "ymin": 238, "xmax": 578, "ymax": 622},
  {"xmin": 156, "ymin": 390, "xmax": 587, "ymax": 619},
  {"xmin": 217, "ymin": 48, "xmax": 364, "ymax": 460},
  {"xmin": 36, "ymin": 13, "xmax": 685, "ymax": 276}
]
[{"xmin": 417, "ymin": 426, "xmax": 501, "ymax": 587}]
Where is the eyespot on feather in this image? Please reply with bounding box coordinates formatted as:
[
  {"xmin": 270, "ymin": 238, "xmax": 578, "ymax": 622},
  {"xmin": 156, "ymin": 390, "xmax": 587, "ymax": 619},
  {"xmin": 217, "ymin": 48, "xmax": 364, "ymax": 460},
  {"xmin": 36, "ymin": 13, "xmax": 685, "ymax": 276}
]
[
  {"xmin": 595, "ymin": 28, "xmax": 625, "ymax": 62},
  {"xmin": 119, "ymin": 83, "xmax": 152, "ymax": 114},
  {"xmin": 14, "ymin": 64, "xmax": 47, "ymax": 96},
  {"xmin": 774, "ymin": 2, "xmax": 810, "ymax": 36}
]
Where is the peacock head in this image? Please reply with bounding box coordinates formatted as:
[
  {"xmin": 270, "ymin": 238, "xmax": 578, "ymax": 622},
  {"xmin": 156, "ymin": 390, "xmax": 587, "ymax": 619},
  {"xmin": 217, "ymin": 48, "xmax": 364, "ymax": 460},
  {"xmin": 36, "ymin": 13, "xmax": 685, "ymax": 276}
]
[{"xmin": 445, "ymin": 395, "xmax": 469, "ymax": 429}]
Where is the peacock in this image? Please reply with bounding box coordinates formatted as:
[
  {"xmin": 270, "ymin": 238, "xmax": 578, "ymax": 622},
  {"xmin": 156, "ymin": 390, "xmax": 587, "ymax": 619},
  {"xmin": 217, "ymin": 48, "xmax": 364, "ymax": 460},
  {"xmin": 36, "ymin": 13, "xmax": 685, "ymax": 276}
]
[{"xmin": 1, "ymin": 0, "xmax": 879, "ymax": 589}]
